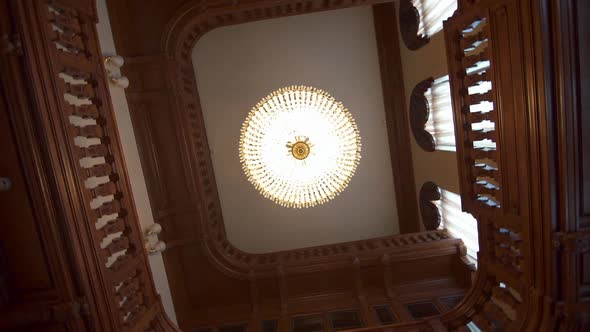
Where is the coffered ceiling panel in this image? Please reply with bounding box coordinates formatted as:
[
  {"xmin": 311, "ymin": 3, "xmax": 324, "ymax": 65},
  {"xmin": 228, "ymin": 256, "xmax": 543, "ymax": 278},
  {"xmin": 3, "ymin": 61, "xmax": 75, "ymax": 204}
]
[{"xmin": 193, "ymin": 7, "xmax": 399, "ymax": 253}]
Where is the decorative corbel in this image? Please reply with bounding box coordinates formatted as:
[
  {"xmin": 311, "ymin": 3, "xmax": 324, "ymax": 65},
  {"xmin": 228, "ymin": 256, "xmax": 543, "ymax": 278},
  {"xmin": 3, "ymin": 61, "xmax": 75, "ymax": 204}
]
[
  {"xmin": 410, "ymin": 77, "xmax": 436, "ymax": 152},
  {"xmin": 103, "ymin": 55, "xmax": 129, "ymax": 88},
  {"xmin": 419, "ymin": 181, "xmax": 442, "ymax": 230},
  {"xmin": 399, "ymin": 0, "xmax": 430, "ymax": 50}
]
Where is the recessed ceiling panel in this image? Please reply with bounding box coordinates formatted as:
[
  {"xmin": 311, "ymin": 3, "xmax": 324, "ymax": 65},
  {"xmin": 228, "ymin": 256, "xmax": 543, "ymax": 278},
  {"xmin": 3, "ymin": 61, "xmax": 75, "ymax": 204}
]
[{"xmin": 193, "ymin": 6, "xmax": 399, "ymax": 253}]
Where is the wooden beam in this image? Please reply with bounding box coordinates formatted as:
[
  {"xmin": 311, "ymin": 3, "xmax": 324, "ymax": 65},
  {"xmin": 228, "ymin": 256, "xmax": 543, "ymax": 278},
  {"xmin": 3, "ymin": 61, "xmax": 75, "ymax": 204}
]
[
  {"xmin": 353, "ymin": 257, "xmax": 376, "ymax": 327},
  {"xmin": 373, "ymin": 3, "xmax": 421, "ymax": 233},
  {"xmin": 381, "ymin": 254, "xmax": 413, "ymax": 322}
]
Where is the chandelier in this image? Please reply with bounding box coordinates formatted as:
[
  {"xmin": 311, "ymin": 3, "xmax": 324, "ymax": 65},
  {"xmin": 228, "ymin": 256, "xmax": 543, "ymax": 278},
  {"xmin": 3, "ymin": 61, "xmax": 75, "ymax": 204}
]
[{"xmin": 239, "ymin": 86, "xmax": 362, "ymax": 208}]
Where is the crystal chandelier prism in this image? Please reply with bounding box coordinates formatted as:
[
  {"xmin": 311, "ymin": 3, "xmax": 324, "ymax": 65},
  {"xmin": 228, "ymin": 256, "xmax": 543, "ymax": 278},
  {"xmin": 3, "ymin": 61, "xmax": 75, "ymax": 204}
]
[{"xmin": 239, "ymin": 86, "xmax": 362, "ymax": 208}]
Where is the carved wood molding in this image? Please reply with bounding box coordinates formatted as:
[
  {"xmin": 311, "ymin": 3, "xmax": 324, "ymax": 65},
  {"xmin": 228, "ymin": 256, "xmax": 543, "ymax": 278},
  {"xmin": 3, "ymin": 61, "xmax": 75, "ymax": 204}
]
[
  {"xmin": 112, "ymin": 0, "xmax": 571, "ymax": 329},
  {"xmin": 398, "ymin": 0, "xmax": 429, "ymax": 50},
  {"xmin": 6, "ymin": 0, "xmax": 577, "ymax": 329},
  {"xmin": 436, "ymin": 0, "xmax": 564, "ymax": 329},
  {"xmin": 138, "ymin": 0, "xmax": 428, "ymax": 281},
  {"xmin": 410, "ymin": 77, "xmax": 436, "ymax": 152},
  {"xmin": 419, "ymin": 181, "xmax": 441, "ymax": 230},
  {"xmin": 0, "ymin": 245, "xmax": 9, "ymax": 306},
  {"xmin": 373, "ymin": 3, "xmax": 422, "ymax": 233},
  {"xmin": 0, "ymin": 0, "xmax": 178, "ymax": 330}
]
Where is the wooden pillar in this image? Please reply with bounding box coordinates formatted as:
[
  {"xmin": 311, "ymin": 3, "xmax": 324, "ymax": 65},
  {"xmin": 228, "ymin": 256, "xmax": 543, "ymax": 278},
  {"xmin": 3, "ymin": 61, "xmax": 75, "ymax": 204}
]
[
  {"xmin": 381, "ymin": 254, "xmax": 413, "ymax": 322},
  {"xmin": 353, "ymin": 257, "xmax": 376, "ymax": 326},
  {"xmin": 248, "ymin": 271, "xmax": 260, "ymax": 332},
  {"xmin": 277, "ymin": 266, "xmax": 290, "ymax": 332}
]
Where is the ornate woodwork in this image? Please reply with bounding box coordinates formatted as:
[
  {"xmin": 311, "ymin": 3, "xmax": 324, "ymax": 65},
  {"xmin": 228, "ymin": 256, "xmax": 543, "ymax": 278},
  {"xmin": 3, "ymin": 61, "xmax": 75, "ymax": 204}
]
[
  {"xmin": 373, "ymin": 2, "xmax": 422, "ymax": 232},
  {"xmin": 0, "ymin": 0, "xmax": 177, "ymax": 330},
  {"xmin": 0, "ymin": 0, "xmax": 587, "ymax": 330},
  {"xmin": 419, "ymin": 182, "xmax": 442, "ymax": 231},
  {"xmin": 551, "ymin": 0, "xmax": 590, "ymax": 328},
  {"xmin": 111, "ymin": 0, "xmax": 466, "ymax": 328},
  {"xmin": 398, "ymin": 0, "xmax": 430, "ymax": 50},
  {"xmin": 409, "ymin": 78, "xmax": 436, "ymax": 152},
  {"xmin": 109, "ymin": 0, "xmax": 589, "ymax": 329}
]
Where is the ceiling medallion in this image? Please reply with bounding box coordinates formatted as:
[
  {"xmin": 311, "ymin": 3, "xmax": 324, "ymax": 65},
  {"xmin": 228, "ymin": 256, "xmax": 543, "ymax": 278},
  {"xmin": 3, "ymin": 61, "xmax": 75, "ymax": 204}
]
[{"xmin": 239, "ymin": 86, "xmax": 362, "ymax": 208}]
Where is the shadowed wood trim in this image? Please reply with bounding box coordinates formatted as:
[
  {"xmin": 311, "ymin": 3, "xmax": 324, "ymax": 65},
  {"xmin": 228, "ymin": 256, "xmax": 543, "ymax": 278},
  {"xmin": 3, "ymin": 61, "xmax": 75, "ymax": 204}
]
[
  {"xmin": 409, "ymin": 77, "xmax": 436, "ymax": 152},
  {"xmin": 419, "ymin": 182, "xmax": 441, "ymax": 231},
  {"xmin": 0, "ymin": 0, "xmax": 180, "ymax": 330},
  {"xmin": 398, "ymin": 0, "xmax": 430, "ymax": 50},
  {"xmin": 551, "ymin": 0, "xmax": 590, "ymax": 328},
  {"xmin": 105, "ymin": 0, "xmax": 576, "ymax": 329},
  {"xmin": 121, "ymin": 0, "xmax": 425, "ymax": 280},
  {"xmin": 373, "ymin": 2, "xmax": 421, "ymax": 233},
  {"xmin": 7, "ymin": 0, "xmax": 583, "ymax": 329}
]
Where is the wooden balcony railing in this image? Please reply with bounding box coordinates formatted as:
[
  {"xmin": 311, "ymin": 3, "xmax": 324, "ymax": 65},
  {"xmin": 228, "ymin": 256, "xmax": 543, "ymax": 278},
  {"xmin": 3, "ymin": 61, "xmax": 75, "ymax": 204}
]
[
  {"xmin": 1, "ymin": 0, "xmax": 586, "ymax": 330},
  {"xmin": 0, "ymin": 0, "xmax": 179, "ymax": 330}
]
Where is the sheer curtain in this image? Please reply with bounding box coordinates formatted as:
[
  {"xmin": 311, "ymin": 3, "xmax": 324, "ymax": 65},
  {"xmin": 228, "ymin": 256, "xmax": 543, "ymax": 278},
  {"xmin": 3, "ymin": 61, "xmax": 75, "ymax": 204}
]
[
  {"xmin": 424, "ymin": 75, "xmax": 456, "ymax": 151},
  {"xmin": 435, "ymin": 189, "xmax": 479, "ymax": 263},
  {"xmin": 412, "ymin": 0, "xmax": 458, "ymax": 37}
]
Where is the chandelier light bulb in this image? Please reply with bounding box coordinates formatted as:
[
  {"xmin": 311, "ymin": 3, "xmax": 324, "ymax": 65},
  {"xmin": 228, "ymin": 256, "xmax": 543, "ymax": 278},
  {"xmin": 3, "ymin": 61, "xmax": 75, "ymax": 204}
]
[{"xmin": 239, "ymin": 86, "xmax": 362, "ymax": 208}]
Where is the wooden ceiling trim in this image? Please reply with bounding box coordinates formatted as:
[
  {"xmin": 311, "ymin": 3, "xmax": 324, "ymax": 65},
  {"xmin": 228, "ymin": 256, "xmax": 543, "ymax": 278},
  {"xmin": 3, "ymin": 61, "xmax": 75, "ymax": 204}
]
[
  {"xmin": 398, "ymin": 0, "xmax": 430, "ymax": 50},
  {"xmin": 113, "ymin": 5, "xmax": 460, "ymax": 326},
  {"xmin": 419, "ymin": 181, "xmax": 442, "ymax": 231},
  {"xmin": 2, "ymin": 0, "xmax": 581, "ymax": 329},
  {"xmin": 373, "ymin": 2, "xmax": 421, "ymax": 232},
  {"xmin": 106, "ymin": 0, "xmax": 579, "ymax": 329},
  {"xmin": 409, "ymin": 78, "xmax": 436, "ymax": 152},
  {"xmin": 127, "ymin": 0, "xmax": 425, "ymax": 281}
]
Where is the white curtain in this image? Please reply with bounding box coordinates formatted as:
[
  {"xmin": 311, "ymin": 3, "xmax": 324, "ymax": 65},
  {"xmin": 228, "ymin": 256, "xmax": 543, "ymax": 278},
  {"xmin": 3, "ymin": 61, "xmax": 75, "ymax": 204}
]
[
  {"xmin": 436, "ymin": 189, "xmax": 479, "ymax": 262},
  {"xmin": 424, "ymin": 75, "xmax": 456, "ymax": 151},
  {"xmin": 412, "ymin": 0, "xmax": 458, "ymax": 37}
]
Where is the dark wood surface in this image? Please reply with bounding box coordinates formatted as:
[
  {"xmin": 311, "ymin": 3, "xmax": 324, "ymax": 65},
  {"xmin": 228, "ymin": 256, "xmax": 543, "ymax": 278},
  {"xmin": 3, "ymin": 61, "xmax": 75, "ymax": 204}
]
[
  {"xmin": 551, "ymin": 0, "xmax": 590, "ymax": 328},
  {"xmin": 109, "ymin": 0, "xmax": 462, "ymax": 329},
  {"xmin": 409, "ymin": 77, "xmax": 436, "ymax": 152},
  {"xmin": 0, "ymin": 0, "xmax": 588, "ymax": 330},
  {"xmin": 0, "ymin": 0, "xmax": 177, "ymax": 330},
  {"xmin": 419, "ymin": 182, "xmax": 442, "ymax": 231},
  {"xmin": 373, "ymin": 2, "xmax": 421, "ymax": 233},
  {"xmin": 398, "ymin": 0, "xmax": 430, "ymax": 50}
]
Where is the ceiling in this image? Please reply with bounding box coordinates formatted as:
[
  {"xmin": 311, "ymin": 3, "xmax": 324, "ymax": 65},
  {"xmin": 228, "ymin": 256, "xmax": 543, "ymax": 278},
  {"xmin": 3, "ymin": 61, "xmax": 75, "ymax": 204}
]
[{"xmin": 193, "ymin": 6, "xmax": 399, "ymax": 253}]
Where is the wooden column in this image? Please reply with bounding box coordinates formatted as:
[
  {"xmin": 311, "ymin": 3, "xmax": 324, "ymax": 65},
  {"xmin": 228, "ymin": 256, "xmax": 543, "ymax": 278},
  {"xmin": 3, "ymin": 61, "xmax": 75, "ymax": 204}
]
[{"xmin": 373, "ymin": 2, "xmax": 421, "ymax": 233}]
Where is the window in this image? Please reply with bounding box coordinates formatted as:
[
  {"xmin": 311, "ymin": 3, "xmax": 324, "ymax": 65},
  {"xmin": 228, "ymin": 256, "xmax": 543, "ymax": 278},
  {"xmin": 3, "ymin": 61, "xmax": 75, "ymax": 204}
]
[
  {"xmin": 467, "ymin": 321, "xmax": 483, "ymax": 332},
  {"xmin": 292, "ymin": 315, "xmax": 323, "ymax": 332},
  {"xmin": 439, "ymin": 295, "xmax": 464, "ymax": 309},
  {"xmin": 424, "ymin": 75, "xmax": 456, "ymax": 151},
  {"xmin": 328, "ymin": 311, "xmax": 363, "ymax": 330},
  {"xmin": 406, "ymin": 302, "xmax": 440, "ymax": 319},
  {"xmin": 261, "ymin": 320, "xmax": 277, "ymax": 332},
  {"xmin": 412, "ymin": 0, "xmax": 458, "ymax": 37},
  {"xmin": 435, "ymin": 189, "xmax": 479, "ymax": 262},
  {"xmin": 219, "ymin": 324, "xmax": 247, "ymax": 332},
  {"xmin": 374, "ymin": 305, "xmax": 396, "ymax": 324}
]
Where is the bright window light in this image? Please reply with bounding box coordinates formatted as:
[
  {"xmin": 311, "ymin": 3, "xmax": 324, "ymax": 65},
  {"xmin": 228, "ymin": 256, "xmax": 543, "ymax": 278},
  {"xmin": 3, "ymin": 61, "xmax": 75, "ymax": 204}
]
[
  {"xmin": 412, "ymin": 0, "xmax": 458, "ymax": 37},
  {"xmin": 435, "ymin": 189, "xmax": 479, "ymax": 263},
  {"xmin": 424, "ymin": 75, "xmax": 456, "ymax": 151}
]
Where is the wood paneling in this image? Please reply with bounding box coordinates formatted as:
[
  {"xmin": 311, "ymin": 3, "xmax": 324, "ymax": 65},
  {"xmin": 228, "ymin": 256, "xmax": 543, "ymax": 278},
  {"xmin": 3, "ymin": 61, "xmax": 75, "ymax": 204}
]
[
  {"xmin": 0, "ymin": 90, "xmax": 54, "ymax": 294},
  {"xmin": 0, "ymin": 0, "xmax": 177, "ymax": 330},
  {"xmin": 575, "ymin": 0, "xmax": 590, "ymax": 229},
  {"xmin": 373, "ymin": 3, "xmax": 421, "ymax": 233},
  {"xmin": 0, "ymin": 0, "xmax": 579, "ymax": 330},
  {"xmin": 552, "ymin": 0, "xmax": 590, "ymax": 328},
  {"xmin": 104, "ymin": 1, "xmax": 471, "ymax": 328}
]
